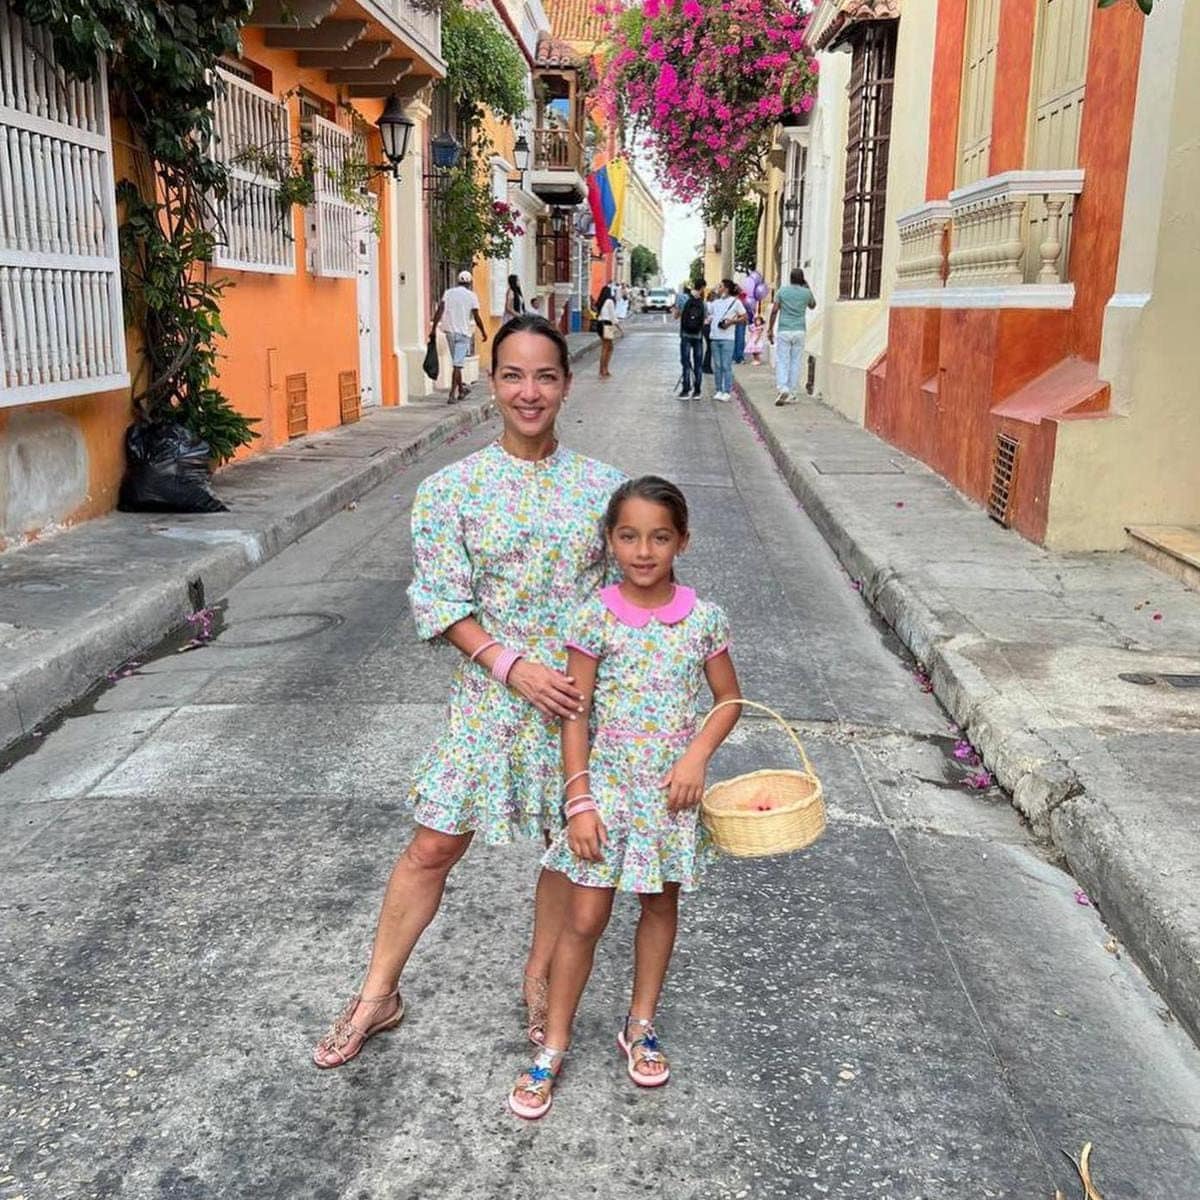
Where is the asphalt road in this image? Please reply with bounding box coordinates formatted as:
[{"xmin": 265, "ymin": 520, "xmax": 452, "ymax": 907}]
[{"xmin": 3, "ymin": 324, "xmax": 1199, "ymax": 1200}]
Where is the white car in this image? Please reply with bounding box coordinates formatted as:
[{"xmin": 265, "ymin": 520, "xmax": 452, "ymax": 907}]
[{"xmin": 643, "ymin": 287, "xmax": 674, "ymax": 312}]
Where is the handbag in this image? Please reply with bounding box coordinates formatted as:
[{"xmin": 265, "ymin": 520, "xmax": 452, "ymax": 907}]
[
  {"xmin": 422, "ymin": 333, "xmax": 439, "ymax": 381},
  {"xmin": 601, "ymin": 323, "xmax": 616, "ymax": 341}
]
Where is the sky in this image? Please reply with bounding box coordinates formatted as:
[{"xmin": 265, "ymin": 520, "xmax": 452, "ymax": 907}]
[{"xmin": 630, "ymin": 141, "xmax": 701, "ymax": 287}]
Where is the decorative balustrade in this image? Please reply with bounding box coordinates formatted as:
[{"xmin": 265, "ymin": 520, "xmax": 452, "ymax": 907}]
[
  {"xmin": 533, "ymin": 127, "xmax": 582, "ymax": 173},
  {"xmin": 0, "ymin": 1, "xmax": 128, "ymax": 405},
  {"xmin": 947, "ymin": 170, "xmax": 1083, "ymax": 287},
  {"xmin": 891, "ymin": 170, "xmax": 1085, "ymax": 308},
  {"xmin": 895, "ymin": 201, "xmax": 952, "ymax": 289},
  {"xmin": 382, "ymin": 0, "xmax": 442, "ymax": 65}
]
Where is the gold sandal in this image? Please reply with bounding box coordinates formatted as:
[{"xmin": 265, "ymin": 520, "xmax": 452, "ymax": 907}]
[
  {"xmin": 312, "ymin": 989, "xmax": 403, "ymax": 1069},
  {"xmin": 522, "ymin": 973, "xmax": 548, "ymax": 1045}
]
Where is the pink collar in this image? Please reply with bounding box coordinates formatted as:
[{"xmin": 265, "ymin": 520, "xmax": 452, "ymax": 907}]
[{"xmin": 601, "ymin": 584, "xmax": 696, "ymax": 628}]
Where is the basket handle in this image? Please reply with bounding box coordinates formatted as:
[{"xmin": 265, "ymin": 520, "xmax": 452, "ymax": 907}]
[{"xmin": 699, "ymin": 698, "xmax": 815, "ymax": 777}]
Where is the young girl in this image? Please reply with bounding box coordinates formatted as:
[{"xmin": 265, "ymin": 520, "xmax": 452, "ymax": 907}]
[
  {"xmin": 507, "ymin": 476, "xmax": 742, "ymax": 1119},
  {"xmin": 746, "ymin": 316, "xmax": 766, "ymax": 364}
]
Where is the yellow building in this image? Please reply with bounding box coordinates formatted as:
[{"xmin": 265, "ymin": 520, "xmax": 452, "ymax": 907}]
[{"xmin": 617, "ymin": 163, "xmax": 665, "ymax": 287}]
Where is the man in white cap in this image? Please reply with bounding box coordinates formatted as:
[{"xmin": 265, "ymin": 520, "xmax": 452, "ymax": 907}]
[{"xmin": 430, "ymin": 269, "xmax": 489, "ymax": 404}]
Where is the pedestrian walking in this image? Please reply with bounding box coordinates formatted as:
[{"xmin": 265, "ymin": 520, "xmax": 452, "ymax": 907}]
[
  {"xmin": 707, "ymin": 279, "xmax": 747, "ymax": 401},
  {"xmin": 614, "ymin": 284, "xmax": 631, "ymax": 333},
  {"xmin": 675, "ymin": 278, "xmax": 707, "ymax": 400},
  {"xmin": 507, "ymin": 476, "xmax": 742, "ymax": 1119},
  {"xmin": 503, "ymin": 273, "xmax": 525, "ymax": 323},
  {"xmin": 595, "ymin": 284, "xmax": 617, "ymax": 379},
  {"xmin": 312, "ymin": 314, "xmax": 625, "ymax": 1068},
  {"xmin": 732, "ymin": 282, "xmax": 749, "ymax": 365},
  {"xmin": 767, "ymin": 268, "xmax": 817, "ymax": 406},
  {"xmin": 429, "ymin": 270, "xmax": 489, "ymax": 404}
]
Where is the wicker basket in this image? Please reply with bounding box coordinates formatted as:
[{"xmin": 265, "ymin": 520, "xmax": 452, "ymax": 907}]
[{"xmin": 700, "ymin": 699, "xmax": 826, "ymax": 858}]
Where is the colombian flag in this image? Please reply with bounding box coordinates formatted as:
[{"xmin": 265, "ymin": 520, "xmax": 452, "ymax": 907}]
[
  {"xmin": 606, "ymin": 157, "xmax": 628, "ymax": 241},
  {"xmin": 587, "ymin": 160, "xmax": 616, "ymax": 255}
]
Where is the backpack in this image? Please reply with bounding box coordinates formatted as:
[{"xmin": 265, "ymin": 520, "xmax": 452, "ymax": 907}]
[{"xmin": 680, "ymin": 295, "xmax": 705, "ymax": 337}]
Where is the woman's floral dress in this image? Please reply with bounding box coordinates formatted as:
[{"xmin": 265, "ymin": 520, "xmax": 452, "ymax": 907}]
[
  {"xmin": 542, "ymin": 584, "xmax": 731, "ymax": 892},
  {"xmin": 406, "ymin": 442, "xmax": 625, "ymax": 843}
]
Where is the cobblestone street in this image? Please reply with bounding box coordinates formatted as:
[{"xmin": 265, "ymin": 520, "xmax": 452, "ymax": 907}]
[{"xmin": 3, "ymin": 327, "xmax": 1199, "ymax": 1199}]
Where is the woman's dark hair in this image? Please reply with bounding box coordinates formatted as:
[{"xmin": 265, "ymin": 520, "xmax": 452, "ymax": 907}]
[
  {"xmin": 604, "ymin": 476, "xmax": 689, "ymax": 538},
  {"xmin": 491, "ymin": 313, "xmax": 571, "ymax": 376},
  {"xmin": 789, "ymin": 268, "xmax": 808, "ymax": 287},
  {"xmin": 720, "ymin": 278, "xmax": 737, "ymax": 296},
  {"xmin": 596, "ymin": 284, "xmax": 614, "ymax": 310},
  {"xmin": 507, "ymin": 274, "xmax": 524, "ymax": 310}
]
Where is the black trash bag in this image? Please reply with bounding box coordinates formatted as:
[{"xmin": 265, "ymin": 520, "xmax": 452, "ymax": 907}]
[
  {"xmin": 422, "ymin": 333, "xmax": 440, "ymax": 381},
  {"xmin": 118, "ymin": 421, "xmax": 228, "ymax": 513}
]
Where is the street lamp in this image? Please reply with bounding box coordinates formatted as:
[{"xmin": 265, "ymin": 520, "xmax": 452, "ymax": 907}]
[
  {"xmin": 782, "ymin": 194, "xmax": 800, "ymax": 235},
  {"xmin": 512, "ymin": 133, "xmax": 531, "ymax": 173},
  {"xmin": 430, "ymin": 130, "xmax": 462, "ymax": 170},
  {"xmin": 375, "ymin": 94, "xmax": 414, "ymax": 178}
]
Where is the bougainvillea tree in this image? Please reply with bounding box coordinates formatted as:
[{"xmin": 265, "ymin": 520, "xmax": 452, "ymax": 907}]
[{"xmin": 597, "ymin": 0, "xmax": 818, "ymax": 226}]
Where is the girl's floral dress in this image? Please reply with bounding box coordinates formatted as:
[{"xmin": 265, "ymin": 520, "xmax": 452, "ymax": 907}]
[
  {"xmin": 406, "ymin": 442, "xmax": 625, "ymax": 843},
  {"xmin": 542, "ymin": 584, "xmax": 731, "ymax": 892}
]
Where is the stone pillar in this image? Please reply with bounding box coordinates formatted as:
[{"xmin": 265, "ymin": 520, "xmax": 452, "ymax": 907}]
[{"xmin": 393, "ymin": 98, "xmax": 432, "ymax": 399}]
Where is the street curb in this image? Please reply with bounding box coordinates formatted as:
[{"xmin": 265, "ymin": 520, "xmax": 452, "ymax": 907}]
[
  {"xmin": 1, "ymin": 399, "xmax": 496, "ymax": 757},
  {"xmin": 735, "ymin": 381, "xmax": 1200, "ymax": 1046}
]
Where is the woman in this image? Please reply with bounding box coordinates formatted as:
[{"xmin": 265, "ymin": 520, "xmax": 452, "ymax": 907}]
[
  {"xmin": 503, "ymin": 273, "xmax": 525, "ymax": 323},
  {"xmin": 706, "ymin": 279, "xmax": 747, "ymax": 402},
  {"xmin": 766, "ymin": 267, "xmax": 817, "ymax": 406},
  {"xmin": 595, "ymin": 284, "xmax": 617, "ymax": 379},
  {"xmin": 614, "ymin": 284, "xmax": 631, "ymax": 332},
  {"xmin": 313, "ymin": 314, "xmax": 625, "ymax": 1067}
]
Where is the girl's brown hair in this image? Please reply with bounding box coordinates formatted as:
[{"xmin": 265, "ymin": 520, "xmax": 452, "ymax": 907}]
[{"xmin": 604, "ymin": 476, "xmax": 690, "ymax": 538}]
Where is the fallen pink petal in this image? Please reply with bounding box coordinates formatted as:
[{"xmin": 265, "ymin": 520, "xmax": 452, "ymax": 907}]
[{"xmin": 1074, "ymin": 888, "xmax": 1092, "ymax": 907}]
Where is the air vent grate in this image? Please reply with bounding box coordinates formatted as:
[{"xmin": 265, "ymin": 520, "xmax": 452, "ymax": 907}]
[
  {"xmin": 988, "ymin": 433, "xmax": 1019, "ymax": 525},
  {"xmin": 286, "ymin": 373, "xmax": 308, "ymax": 438},
  {"xmin": 338, "ymin": 370, "xmax": 361, "ymax": 424}
]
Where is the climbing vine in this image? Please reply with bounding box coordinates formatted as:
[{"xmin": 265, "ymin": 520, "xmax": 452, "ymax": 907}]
[
  {"xmin": 14, "ymin": 0, "xmax": 260, "ymax": 460},
  {"xmin": 431, "ymin": 0, "xmax": 529, "ymax": 266}
]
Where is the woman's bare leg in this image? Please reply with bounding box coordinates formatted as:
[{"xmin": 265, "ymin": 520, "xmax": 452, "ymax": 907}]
[
  {"xmin": 314, "ymin": 825, "xmax": 471, "ymax": 1065},
  {"xmin": 525, "ymin": 865, "xmax": 572, "ymax": 982}
]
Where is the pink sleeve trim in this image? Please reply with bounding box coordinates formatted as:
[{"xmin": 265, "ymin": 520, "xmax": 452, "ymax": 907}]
[
  {"xmin": 705, "ymin": 642, "xmax": 730, "ymax": 662},
  {"xmin": 566, "ymin": 641, "xmax": 600, "ymax": 660}
]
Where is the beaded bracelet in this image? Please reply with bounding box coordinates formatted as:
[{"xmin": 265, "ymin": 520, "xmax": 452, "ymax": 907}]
[
  {"xmin": 469, "ymin": 638, "xmax": 498, "ymax": 664},
  {"xmin": 491, "ymin": 647, "xmax": 523, "ymax": 686},
  {"xmin": 562, "ymin": 769, "xmax": 590, "ymax": 793}
]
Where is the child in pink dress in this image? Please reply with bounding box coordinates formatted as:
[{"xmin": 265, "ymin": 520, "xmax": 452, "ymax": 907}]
[
  {"xmin": 507, "ymin": 476, "xmax": 743, "ymax": 1119},
  {"xmin": 745, "ymin": 317, "xmax": 766, "ymax": 364}
]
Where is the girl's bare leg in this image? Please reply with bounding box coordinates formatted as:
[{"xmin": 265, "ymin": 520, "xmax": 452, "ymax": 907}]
[
  {"xmin": 542, "ymin": 882, "xmax": 616, "ymax": 1050},
  {"xmin": 626, "ymin": 884, "xmax": 680, "ymax": 1077},
  {"xmin": 314, "ymin": 825, "xmax": 471, "ymax": 1065}
]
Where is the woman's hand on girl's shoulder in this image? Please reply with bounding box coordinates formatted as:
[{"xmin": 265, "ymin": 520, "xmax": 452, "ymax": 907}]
[{"xmin": 568, "ymin": 811, "xmax": 608, "ymax": 861}]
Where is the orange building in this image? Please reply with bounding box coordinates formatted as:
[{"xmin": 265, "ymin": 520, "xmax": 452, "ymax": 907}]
[
  {"xmin": 1, "ymin": 0, "xmax": 444, "ymax": 543},
  {"xmin": 869, "ymin": 0, "xmax": 1200, "ymax": 553}
]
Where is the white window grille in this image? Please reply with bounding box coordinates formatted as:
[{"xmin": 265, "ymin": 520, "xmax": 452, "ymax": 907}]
[
  {"xmin": 210, "ymin": 67, "xmax": 295, "ymax": 274},
  {"xmin": 305, "ymin": 115, "xmax": 356, "ymax": 279},
  {"xmin": 490, "ymin": 159, "xmax": 510, "ymax": 316},
  {"xmin": 0, "ymin": 2, "xmax": 128, "ymax": 407}
]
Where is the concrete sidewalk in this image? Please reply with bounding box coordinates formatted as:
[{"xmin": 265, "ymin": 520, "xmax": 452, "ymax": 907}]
[
  {"xmin": 0, "ymin": 335, "xmax": 602, "ymax": 759},
  {"xmin": 735, "ymin": 361, "xmax": 1200, "ymax": 1045}
]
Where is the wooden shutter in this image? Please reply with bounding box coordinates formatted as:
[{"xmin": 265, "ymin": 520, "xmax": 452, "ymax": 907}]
[
  {"xmin": 0, "ymin": 1, "xmax": 128, "ymax": 406},
  {"xmin": 211, "ymin": 67, "xmax": 295, "ymax": 274}
]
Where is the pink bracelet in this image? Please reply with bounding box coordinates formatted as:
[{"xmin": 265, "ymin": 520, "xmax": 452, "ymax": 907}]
[
  {"xmin": 562, "ymin": 769, "xmax": 590, "ymax": 793},
  {"xmin": 469, "ymin": 639, "xmax": 498, "ymax": 664},
  {"xmin": 491, "ymin": 647, "xmax": 523, "ymax": 685},
  {"xmin": 565, "ymin": 797, "xmax": 598, "ymax": 818}
]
